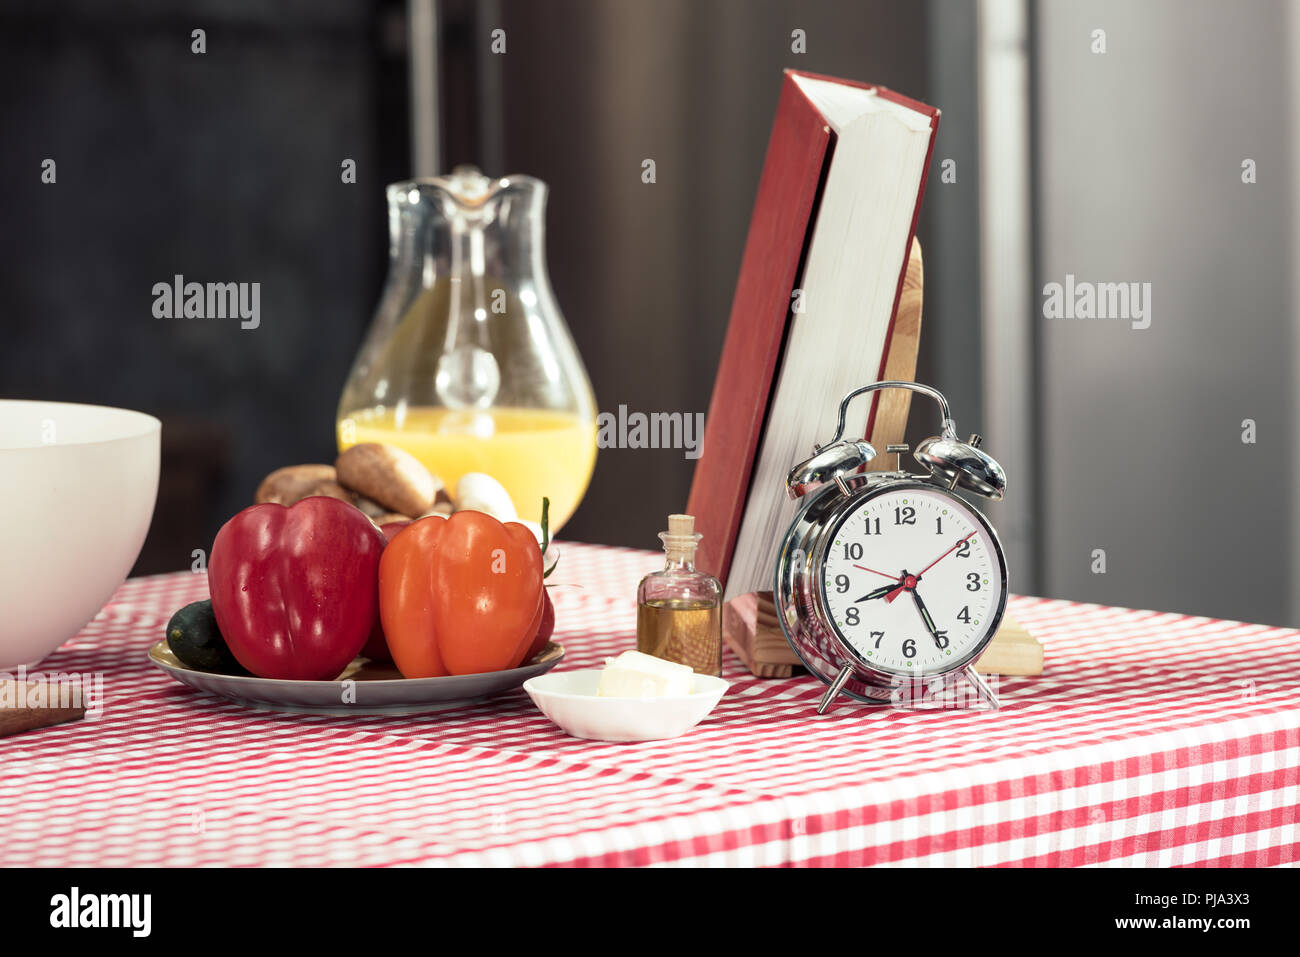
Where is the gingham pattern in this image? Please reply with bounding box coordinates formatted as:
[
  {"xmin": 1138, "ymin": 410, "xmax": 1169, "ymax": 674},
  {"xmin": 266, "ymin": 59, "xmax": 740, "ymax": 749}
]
[{"xmin": 1, "ymin": 541, "xmax": 1297, "ymax": 867}]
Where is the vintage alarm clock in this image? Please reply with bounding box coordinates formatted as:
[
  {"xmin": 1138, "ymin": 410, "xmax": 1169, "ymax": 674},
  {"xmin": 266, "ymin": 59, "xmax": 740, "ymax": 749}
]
[{"xmin": 774, "ymin": 381, "xmax": 1009, "ymax": 713}]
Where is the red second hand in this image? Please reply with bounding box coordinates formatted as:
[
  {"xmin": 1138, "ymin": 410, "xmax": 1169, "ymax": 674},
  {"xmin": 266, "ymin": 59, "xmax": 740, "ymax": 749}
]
[
  {"xmin": 854, "ymin": 565, "xmax": 901, "ymax": 582},
  {"xmin": 917, "ymin": 531, "xmax": 978, "ymax": 578}
]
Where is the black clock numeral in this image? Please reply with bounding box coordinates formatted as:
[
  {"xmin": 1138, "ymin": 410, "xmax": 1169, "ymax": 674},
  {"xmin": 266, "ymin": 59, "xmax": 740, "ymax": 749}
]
[
  {"xmin": 871, "ymin": 630, "xmax": 885, "ymax": 649},
  {"xmin": 957, "ymin": 605, "xmax": 971, "ymax": 623},
  {"xmin": 966, "ymin": 572, "xmax": 981, "ymax": 592},
  {"xmin": 934, "ymin": 630, "xmax": 949, "ymax": 649},
  {"xmin": 845, "ymin": 607, "xmax": 860, "ymax": 627},
  {"xmin": 957, "ymin": 539, "xmax": 972, "ymax": 559},
  {"xmin": 834, "ymin": 574, "xmax": 850, "ymax": 594},
  {"xmin": 863, "ymin": 517, "xmax": 881, "ymax": 535},
  {"xmin": 894, "ymin": 506, "xmax": 916, "ymax": 526},
  {"xmin": 902, "ymin": 638, "xmax": 916, "ymax": 658},
  {"xmin": 844, "ymin": 542, "xmax": 863, "ymax": 560},
  {"xmin": 935, "ymin": 516, "xmax": 943, "ymax": 534}
]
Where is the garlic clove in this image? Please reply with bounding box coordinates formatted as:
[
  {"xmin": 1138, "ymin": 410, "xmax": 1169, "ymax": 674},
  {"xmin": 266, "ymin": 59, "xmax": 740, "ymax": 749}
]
[{"xmin": 454, "ymin": 472, "xmax": 517, "ymax": 522}]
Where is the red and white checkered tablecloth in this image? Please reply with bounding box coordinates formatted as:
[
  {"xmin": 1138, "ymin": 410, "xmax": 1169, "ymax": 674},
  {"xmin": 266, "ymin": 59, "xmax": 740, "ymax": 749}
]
[{"xmin": 1, "ymin": 540, "xmax": 1297, "ymax": 867}]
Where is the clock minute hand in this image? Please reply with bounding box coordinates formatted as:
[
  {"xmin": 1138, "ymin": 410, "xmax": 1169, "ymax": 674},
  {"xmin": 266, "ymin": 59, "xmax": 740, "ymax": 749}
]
[{"xmin": 909, "ymin": 587, "xmax": 947, "ymax": 650}]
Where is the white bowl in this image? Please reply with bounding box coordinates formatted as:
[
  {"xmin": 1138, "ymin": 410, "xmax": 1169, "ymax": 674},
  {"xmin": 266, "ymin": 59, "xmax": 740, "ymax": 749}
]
[
  {"xmin": 523, "ymin": 668, "xmax": 729, "ymax": 742},
  {"xmin": 0, "ymin": 400, "xmax": 160, "ymax": 668}
]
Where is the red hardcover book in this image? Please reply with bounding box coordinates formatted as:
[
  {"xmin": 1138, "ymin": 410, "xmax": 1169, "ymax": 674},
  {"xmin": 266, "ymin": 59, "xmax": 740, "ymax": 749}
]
[{"xmin": 687, "ymin": 70, "xmax": 939, "ymax": 593}]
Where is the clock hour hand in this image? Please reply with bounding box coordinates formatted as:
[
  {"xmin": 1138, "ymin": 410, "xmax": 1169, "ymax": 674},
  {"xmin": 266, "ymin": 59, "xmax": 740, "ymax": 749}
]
[
  {"xmin": 853, "ymin": 582, "xmax": 899, "ymax": 603},
  {"xmin": 909, "ymin": 588, "xmax": 948, "ymax": 650}
]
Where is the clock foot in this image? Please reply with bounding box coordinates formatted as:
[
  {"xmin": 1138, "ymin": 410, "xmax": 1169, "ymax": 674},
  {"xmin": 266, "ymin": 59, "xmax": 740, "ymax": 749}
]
[
  {"xmin": 817, "ymin": 664, "xmax": 855, "ymax": 714},
  {"xmin": 962, "ymin": 665, "xmax": 999, "ymax": 710}
]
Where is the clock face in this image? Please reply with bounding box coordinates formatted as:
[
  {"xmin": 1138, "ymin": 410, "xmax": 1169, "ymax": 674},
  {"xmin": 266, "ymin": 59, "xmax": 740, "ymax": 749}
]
[{"xmin": 818, "ymin": 485, "xmax": 1006, "ymax": 677}]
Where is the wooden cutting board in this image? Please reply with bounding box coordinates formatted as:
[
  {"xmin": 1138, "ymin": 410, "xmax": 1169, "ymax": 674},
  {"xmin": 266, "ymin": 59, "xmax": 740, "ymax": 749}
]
[{"xmin": 865, "ymin": 235, "xmax": 925, "ymax": 471}]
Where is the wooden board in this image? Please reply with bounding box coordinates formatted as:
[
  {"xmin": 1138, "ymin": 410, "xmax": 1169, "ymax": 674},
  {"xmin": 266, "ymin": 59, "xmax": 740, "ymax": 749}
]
[
  {"xmin": 723, "ymin": 590, "xmax": 799, "ymax": 678},
  {"xmin": 866, "ymin": 236, "xmax": 924, "ymax": 471},
  {"xmin": 968, "ymin": 618, "xmax": 1043, "ymax": 676},
  {"xmin": 723, "ymin": 591, "xmax": 1043, "ymax": 678}
]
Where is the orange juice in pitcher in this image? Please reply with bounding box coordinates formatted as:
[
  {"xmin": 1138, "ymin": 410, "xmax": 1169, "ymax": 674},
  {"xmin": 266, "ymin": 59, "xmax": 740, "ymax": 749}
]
[
  {"xmin": 337, "ymin": 167, "xmax": 597, "ymax": 529},
  {"xmin": 338, "ymin": 406, "xmax": 596, "ymax": 527}
]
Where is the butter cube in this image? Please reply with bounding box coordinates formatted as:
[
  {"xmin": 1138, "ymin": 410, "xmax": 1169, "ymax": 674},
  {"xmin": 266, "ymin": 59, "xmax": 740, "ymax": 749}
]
[{"xmin": 596, "ymin": 650, "xmax": 694, "ymax": 698}]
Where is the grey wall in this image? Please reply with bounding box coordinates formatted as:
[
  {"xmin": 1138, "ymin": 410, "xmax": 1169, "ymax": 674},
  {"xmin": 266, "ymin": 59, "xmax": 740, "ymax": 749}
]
[
  {"xmin": 919, "ymin": 0, "xmax": 984, "ymax": 430},
  {"xmin": 1034, "ymin": 0, "xmax": 1294, "ymax": 624}
]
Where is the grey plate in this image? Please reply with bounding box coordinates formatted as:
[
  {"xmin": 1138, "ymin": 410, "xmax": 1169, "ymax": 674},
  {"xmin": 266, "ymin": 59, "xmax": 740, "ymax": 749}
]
[{"xmin": 147, "ymin": 641, "xmax": 565, "ymax": 715}]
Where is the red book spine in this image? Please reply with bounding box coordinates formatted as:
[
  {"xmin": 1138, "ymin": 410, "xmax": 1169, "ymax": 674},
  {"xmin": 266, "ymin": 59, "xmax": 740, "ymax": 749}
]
[{"xmin": 686, "ymin": 73, "xmax": 832, "ymax": 584}]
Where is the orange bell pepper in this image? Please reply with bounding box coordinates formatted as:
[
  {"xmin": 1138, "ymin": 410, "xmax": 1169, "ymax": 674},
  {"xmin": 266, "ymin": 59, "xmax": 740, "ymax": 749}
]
[{"xmin": 378, "ymin": 511, "xmax": 544, "ymax": 677}]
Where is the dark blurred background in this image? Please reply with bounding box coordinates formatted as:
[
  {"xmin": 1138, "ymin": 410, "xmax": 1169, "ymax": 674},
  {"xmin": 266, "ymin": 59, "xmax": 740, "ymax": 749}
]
[
  {"xmin": 0, "ymin": 0, "xmax": 972, "ymax": 563},
  {"xmin": 3, "ymin": 0, "xmax": 1295, "ymax": 628}
]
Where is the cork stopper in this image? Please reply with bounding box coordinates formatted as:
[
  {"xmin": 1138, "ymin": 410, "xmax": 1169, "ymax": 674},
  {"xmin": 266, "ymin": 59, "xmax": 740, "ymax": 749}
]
[{"xmin": 660, "ymin": 513, "xmax": 702, "ymax": 562}]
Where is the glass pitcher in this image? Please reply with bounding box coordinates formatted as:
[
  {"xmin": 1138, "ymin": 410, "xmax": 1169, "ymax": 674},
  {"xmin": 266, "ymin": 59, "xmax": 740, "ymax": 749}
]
[{"xmin": 337, "ymin": 166, "xmax": 597, "ymax": 529}]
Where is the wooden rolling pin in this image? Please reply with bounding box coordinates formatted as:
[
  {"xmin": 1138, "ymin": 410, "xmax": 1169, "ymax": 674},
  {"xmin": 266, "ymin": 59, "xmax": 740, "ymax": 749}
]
[{"xmin": 0, "ymin": 679, "xmax": 87, "ymax": 738}]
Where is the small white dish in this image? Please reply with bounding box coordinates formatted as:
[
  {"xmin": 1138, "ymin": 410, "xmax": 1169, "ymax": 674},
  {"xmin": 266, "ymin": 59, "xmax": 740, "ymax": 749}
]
[{"xmin": 523, "ymin": 668, "xmax": 729, "ymax": 742}]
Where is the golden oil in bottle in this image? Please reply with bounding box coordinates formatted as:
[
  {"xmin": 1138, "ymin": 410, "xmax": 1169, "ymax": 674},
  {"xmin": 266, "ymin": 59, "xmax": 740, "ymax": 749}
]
[
  {"xmin": 637, "ymin": 598, "xmax": 722, "ymax": 676},
  {"xmin": 635, "ymin": 514, "xmax": 723, "ymax": 677}
]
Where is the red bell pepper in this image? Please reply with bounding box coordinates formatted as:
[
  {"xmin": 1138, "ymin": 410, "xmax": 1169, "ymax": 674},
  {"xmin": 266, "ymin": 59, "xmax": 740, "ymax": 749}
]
[
  {"xmin": 209, "ymin": 496, "xmax": 386, "ymax": 680},
  {"xmin": 522, "ymin": 589, "xmax": 555, "ymax": 663},
  {"xmin": 360, "ymin": 520, "xmax": 410, "ymax": 665}
]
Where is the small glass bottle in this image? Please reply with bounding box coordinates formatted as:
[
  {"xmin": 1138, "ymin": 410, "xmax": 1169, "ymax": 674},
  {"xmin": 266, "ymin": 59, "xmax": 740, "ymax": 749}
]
[{"xmin": 636, "ymin": 514, "xmax": 723, "ymax": 676}]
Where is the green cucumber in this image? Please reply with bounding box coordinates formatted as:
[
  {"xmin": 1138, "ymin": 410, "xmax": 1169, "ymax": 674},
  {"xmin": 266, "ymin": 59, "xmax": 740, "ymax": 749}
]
[{"xmin": 166, "ymin": 600, "xmax": 246, "ymax": 674}]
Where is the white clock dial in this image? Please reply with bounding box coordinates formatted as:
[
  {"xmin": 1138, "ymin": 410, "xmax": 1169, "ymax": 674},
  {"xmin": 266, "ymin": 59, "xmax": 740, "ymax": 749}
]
[{"xmin": 819, "ymin": 486, "xmax": 1005, "ymax": 676}]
